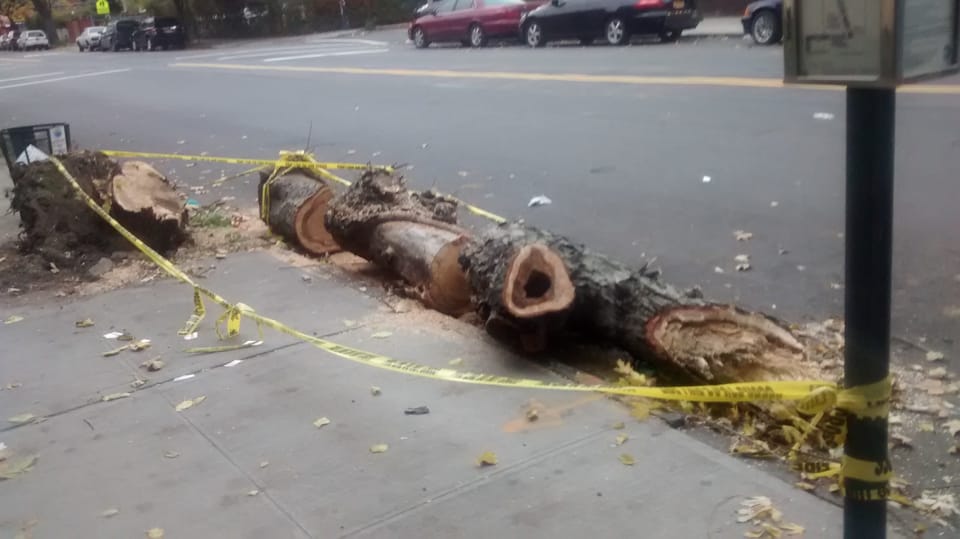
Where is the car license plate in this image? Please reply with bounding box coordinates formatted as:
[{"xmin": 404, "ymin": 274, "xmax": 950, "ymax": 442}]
[{"xmin": 672, "ymin": 0, "xmax": 683, "ymax": 8}]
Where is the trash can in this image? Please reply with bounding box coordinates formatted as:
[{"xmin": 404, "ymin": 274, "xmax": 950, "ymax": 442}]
[{"xmin": 1, "ymin": 123, "xmax": 71, "ymax": 173}]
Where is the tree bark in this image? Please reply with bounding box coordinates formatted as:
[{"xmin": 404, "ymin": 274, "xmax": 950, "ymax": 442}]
[
  {"xmin": 326, "ymin": 170, "xmax": 820, "ymax": 385},
  {"xmin": 326, "ymin": 169, "xmax": 472, "ymax": 315},
  {"xmin": 258, "ymin": 170, "xmax": 339, "ymax": 256}
]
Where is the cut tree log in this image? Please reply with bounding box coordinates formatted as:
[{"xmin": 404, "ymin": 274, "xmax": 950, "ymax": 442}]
[
  {"xmin": 327, "ymin": 169, "xmax": 822, "ymax": 385},
  {"xmin": 258, "ymin": 169, "xmax": 339, "ymax": 256},
  {"xmin": 326, "ymin": 169, "xmax": 472, "ymax": 315}
]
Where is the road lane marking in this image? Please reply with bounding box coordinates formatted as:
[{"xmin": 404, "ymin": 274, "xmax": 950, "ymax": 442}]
[
  {"xmin": 0, "ymin": 72, "xmax": 64, "ymax": 83},
  {"xmin": 176, "ymin": 39, "xmax": 390, "ymax": 61},
  {"xmin": 0, "ymin": 68, "xmax": 131, "ymax": 90},
  {"xmin": 218, "ymin": 44, "xmax": 376, "ymax": 61},
  {"xmin": 263, "ymin": 49, "xmax": 388, "ymax": 62},
  {"xmin": 304, "ymin": 38, "xmax": 389, "ymax": 46},
  {"xmin": 169, "ymin": 62, "xmax": 960, "ymax": 94}
]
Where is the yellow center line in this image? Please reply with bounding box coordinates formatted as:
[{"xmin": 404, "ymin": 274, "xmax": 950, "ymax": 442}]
[{"xmin": 170, "ymin": 62, "xmax": 960, "ymax": 94}]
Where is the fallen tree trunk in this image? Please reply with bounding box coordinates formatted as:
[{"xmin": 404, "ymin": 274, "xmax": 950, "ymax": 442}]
[
  {"xmin": 327, "ymin": 170, "xmax": 821, "ymax": 385},
  {"xmin": 110, "ymin": 161, "xmax": 188, "ymax": 254},
  {"xmin": 258, "ymin": 170, "xmax": 338, "ymax": 256},
  {"xmin": 325, "ymin": 169, "xmax": 472, "ymax": 315}
]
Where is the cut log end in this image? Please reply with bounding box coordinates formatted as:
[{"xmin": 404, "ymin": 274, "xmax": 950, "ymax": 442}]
[
  {"xmin": 294, "ymin": 187, "xmax": 339, "ymax": 255},
  {"xmin": 426, "ymin": 236, "xmax": 472, "ymax": 316},
  {"xmin": 501, "ymin": 244, "xmax": 575, "ymax": 319},
  {"xmin": 646, "ymin": 306, "xmax": 810, "ymax": 383}
]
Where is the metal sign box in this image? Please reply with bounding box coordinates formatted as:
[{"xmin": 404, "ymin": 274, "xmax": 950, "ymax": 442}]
[{"xmin": 784, "ymin": 0, "xmax": 960, "ymax": 86}]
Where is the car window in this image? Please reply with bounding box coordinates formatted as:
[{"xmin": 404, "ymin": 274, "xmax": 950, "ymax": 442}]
[
  {"xmin": 453, "ymin": 0, "xmax": 475, "ymax": 10},
  {"xmin": 434, "ymin": 0, "xmax": 454, "ymax": 13},
  {"xmin": 90, "ymin": 26, "xmax": 104, "ymax": 32},
  {"xmin": 156, "ymin": 17, "xmax": 179, "ymax": 27}
]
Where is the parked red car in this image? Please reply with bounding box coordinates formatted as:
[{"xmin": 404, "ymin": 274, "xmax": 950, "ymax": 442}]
[{"xmin": 409, "ymin": 0, "xmax": 545, "ymax": 48}]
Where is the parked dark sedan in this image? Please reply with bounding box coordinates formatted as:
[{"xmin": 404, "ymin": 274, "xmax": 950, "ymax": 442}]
[
  {"xmin": 99, "ymin": 19, "xmax": 139, "ymax": 51},
  {"xmin": 520, "ymin": 0, "xmax": 701, "ymax": 47},
  {"xmin": 741, "ymin": 0, "xmax": 782, "ymax": 45},
  {"xmin": 133, "ymin": 17, "xmax": 186, "ymax": 51}
]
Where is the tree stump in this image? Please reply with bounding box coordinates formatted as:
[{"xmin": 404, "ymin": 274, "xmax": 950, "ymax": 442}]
[{"xmin": 258, "ymin": 170, "xmax": 339, "ymax": 256}]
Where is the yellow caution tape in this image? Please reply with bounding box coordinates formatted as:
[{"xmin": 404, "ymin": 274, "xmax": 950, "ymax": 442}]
[
  {"xmin": 101, "ymin": 149, "xmax": 390, "ymax": 172},
  {"xmin": 842, "ymin": 455, "xmax": 892, "ymax": 483},
  {"xmin": 49, "ymin": 154, "xmax": 834, "ymax": 406},
  {"xmin": 103, "ymin": 149, "xmax": 509, "ymax": 224}
]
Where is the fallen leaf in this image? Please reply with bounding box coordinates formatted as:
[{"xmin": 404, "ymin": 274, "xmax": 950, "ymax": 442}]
[
  {"xmin": 8, "ymin": 413, "xmax": 35, "ymax": 424},
  {"xmin": 101, "ymin": 508, "xmax": 120, "ymax": 518},
  {"xmin": 919, "ymin": 422, "xmax": 935, "ymax": 432},
  {"xmin": 130, "ymin": 378, "xmax": 146, "ymax": 389},
  {"xmin": 614, "ymin": 434, "xmax": 629, "ymax": 446},
  {"xmin": 75, "ymin": 318, "xmax": 95, "ymax": 328},
  {"xmin": 175, "ymin": 396, "xmax": 206, "ymax": 412},
  {"xmin": 371, "ymin": 331, "xmax": 393, "ymax": 339},
  {"xmin": 147, "ymin": 528, "xmax": 164, "ymax": 539},
  {"xmin": 714, "ymin": 266, "xmax": 725, "ymax": 274},
  {"xmin": 313, "ymin": 417, "xmax": 331, "ymax": 428},
  {"xmin": 370, "ymin": 386, "xmax": 382, "ymax": 396},
  {"xmin": 927, "ymin": 351, "xmax": 946, "ymax": 362},
  {"xmin": 102, "ymin": 345, "xmax": 130, "ymax": 357},
  {"xmin": 4, "ymin": 315, "xmax": 24, "ymax": 324},
  {"xmin": 259, "ymin": 461, "xmax": 269, "ymax": 468},
  {"xmin": 915, "ymin": 491, "xmax": 960, "ymax": 518},
  {"xmin": 734, "ymin": 254, "xmax": 750, "ymax": 263},
  {"xmin": 794, "ymin": 482, "xmax": 816, "ymax": 491},
  {"xmin": 780, "ymin": 522, "xmax": 804, "ymax": 535},
  {"xmin": 891, "ymin": 432, "xmax": 913, "ymax": 448},
  {"xmin": 102, "ymin": 392, "xmax": 131, "ymax": 402},
  {"xmin": 369, "ymin": 443, "xmax": 389, "ymax": 453},
  {"xmin": 612, "ymin": 421, "xmax": 626, "ymax": 430},
  {"xmin": 618, "ymin": 453, "xmax": 635, "ymax": 466},
  {"xmin": 4, "ymin": 383, "xmax": 22, "ymax": 390},
  {"xmin": 0, "ymin": 455, "xmax": 38, "ymax": 480},
  {"xmin": 702, "ymin": 175, "xmax": 712, "ymax": 183},
  {"xmin": 526, "ymin": 408, "xmax": 539, "ymax": 421},
  {"xmin": 734, "ymin": 230, "xmax": 753, "ymax": 241},
  {"xmin": 944, "ymin": 419, "xmax": 960, "ymax": 437},
  {"xmin": 476, "ymin": 451, "xmax": 498, "ymax": 466},
  {"xmin": 116, "ymin": 331, "xmax": 134, "ymax": 342},
  {"xmin": 247, "ymin": 489, "xmax": 259, "ymax": 496},
  {"xmin": 448, "ymin": 357, "xmax": 463, "ymax": 366},
  {"xmin": 163, "ymin": 450, "xmax": 180, "ymax": 459}
]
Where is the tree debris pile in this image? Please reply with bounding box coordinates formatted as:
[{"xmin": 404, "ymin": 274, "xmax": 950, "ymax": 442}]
[{"xmin": 8, "ymin": 151, "xmax": 188, "ymax": 273}]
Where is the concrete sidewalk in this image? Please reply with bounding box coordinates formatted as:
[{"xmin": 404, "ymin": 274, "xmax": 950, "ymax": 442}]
[{"xmin": 0, "ymin": 250, "xmax": 888, "ymax": 538}]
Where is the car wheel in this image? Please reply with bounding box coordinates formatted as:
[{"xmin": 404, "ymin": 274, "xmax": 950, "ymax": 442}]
[
  {"xmin": 659, "ymin": 29, "xmax": 681, "ymax": 42},
  {"xmin": 525, "ymin": 21, "xmax": 545, "ymax": 48},
  {"xmin": 605, "ymin": 17, "xmax": 629, "ymax": 46},
  {"xmin": 750, "ymin": 9, "xmax": 782, "ymax": 45},
  {"xmin": 412, "ymin": 26, "xmax": 429, "ymax": 49},
  {"xmin": 578, "ymin": 37, "xmax": 594, "ymax": 46},
  {"xmin": 78, "ymin": 44, "xmax": 84, "ymax": 52},
  {"xmin": 469, "ymin": 23, "xmax": 486, "ymax": 48}
]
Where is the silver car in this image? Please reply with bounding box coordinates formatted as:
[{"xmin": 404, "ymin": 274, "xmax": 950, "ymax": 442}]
[
  {"xmin": 17, "ymin": 30, "xmax": 49, "ymax": 51},
  {"xmin": 77, "ymin": 26, "xmax": 105, "ymax": 51}
]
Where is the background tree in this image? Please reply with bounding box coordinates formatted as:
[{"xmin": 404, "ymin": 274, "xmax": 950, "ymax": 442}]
[
  {"xmin": 0, "ymin": 0, "xmax": 34, "ymax": 23},
  {"xmin": 29, "ymin": 0, "xmax": 56, "ymax": 44}
]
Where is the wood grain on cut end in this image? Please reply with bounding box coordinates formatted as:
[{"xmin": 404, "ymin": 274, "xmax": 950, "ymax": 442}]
[
  {"xmin": 645, "ymin": 305, "xmax": 812, "ymax": 383},
  {"xmin": 294, "ymin": 186, "xmax": 339, "ymax": 255},
  {"xmin": 501, "ymin": 244, "xmax": 575, "ymax": 319},
  {"xmin": 427, "ymin": 236, "xmax": 472, "ymax": 316}
]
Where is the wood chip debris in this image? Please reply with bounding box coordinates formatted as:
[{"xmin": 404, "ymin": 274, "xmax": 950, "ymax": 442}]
[
  {"xmin": 175, "ymin": 396, "xmax": 206, "ymax": 412},
  {"xmin": 477, "ymin": 451, "xmax": 498, "ymax": 467},
  {"xmin": 0, "ymin": 454, "xmax": 38, "ymax": 480},
  {"xmin": 737, "ymin": 496, "xmax": 805, "ymax": 537},
  {"xmin": 4, "ymin": 315, "xmax": 24, "ymax": 324},
  {"xmin": 614, "ymin": 434, "xmax": 629, "ymax": 446},
  {"xmin": 927, "ymin": 351, "xmax": 945, "ymax": 362},
  {"xmin": 8, "ymin": 413, "xmax": 35, "ymax": 424},
  {"xmin": 618, "ymin": 453, "xmax": 635, "ymax": 466},
  {"xmin": 448, "ymin": 357, "xmax": 463, "ymax": 366},
  {"xmin": 370, "ymin": 331, "xmax": 393, "ymax": 339},
  {"xmin": 101, "ymin": 508, "xmax": 120, "ymax": 518},
  {"xmin": 142, "ymin": 358, "xmax": 165, "ymax": 371},
  {"xmin": 75, "ymin": 318, "xmax": 95, "ymax": 328},
  {"xmin": 369, "ymin": 444, "xmax": 389, "ymax": 454},
  {"xmin": 102, "ymin": 392, "xmax": 131, "ymax": 402},
  {"xmin": 370, "ymin": 386, "xmax": 382, "ymax": 396},
  {"xmin": 734, "ymin": 230, "xmax": 753, "ymax": 241},
  {"xmin": 313, "ymin": 417, "xmax": 331, "ymax": 428},
  {"xmin": 163, "ymin": 451, "xmax": 180, "ymax": 459},
  {"xmin": 146, "ymin": 528, "xmax": 165, "ymax": 539}
]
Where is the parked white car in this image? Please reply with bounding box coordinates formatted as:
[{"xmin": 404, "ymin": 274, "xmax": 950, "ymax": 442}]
[
  {"xmin": 76, "ymin": 26, "xmax": 105, "ymax": 51},
  {"xmin": 17, "ymin": 30, "xmax": 49, "ymax": 51}
]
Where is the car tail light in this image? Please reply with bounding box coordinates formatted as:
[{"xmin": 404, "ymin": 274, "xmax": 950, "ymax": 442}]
[{"xmin": 635, "ymin": 0, "xmax": 664, "ymax": 7}]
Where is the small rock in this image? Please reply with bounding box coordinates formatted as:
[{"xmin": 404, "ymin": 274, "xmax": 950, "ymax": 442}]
[
  {"xmin": 404, "ymin": 406, "xmax": 430, "ymax": 415},
  {"xmin": 88, "ymin": 257, "xmax": 115, "ymax": 278},
  {"xmin": 658, "ymin": 411, "xmax": 686, "ymax": 429}
]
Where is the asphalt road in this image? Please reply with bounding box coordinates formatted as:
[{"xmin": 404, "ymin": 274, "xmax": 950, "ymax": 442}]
[{"xmin": 2, "ymin": 31, "xmax": 959, "ymax": 367}]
